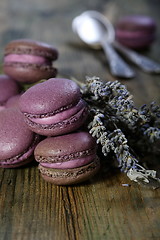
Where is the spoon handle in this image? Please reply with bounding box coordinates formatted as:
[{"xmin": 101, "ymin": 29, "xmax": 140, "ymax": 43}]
[
  {"xmin": 113, "ymin": 41, "xmax": 160, "ymax": 74},
  {"xmin": 101, "ymin": 39, "xmax": 135, "ymax": 78}
]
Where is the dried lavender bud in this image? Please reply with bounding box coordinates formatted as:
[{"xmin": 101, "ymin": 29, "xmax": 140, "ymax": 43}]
[
  {"xmin": 84, "ymin": 76, "xmax": 142, "ymax": 129},
  {"xmin": 138, "ymin": 102, "xmax": 160, "ymax": 127},
  {"xmin": 82, "ymin": 76, "xmax": 160, "ymax": 153},
  {"xmin": 88, "ymin": 108, "xmax": 160, "ymax": 188},
  {"xmin": 150, "ymin": 102, "xmax": 160, "ymax": 119},
  {"xmin": 144, "ymin": 127, "xmax": 160, "ymax": 143},
  {"xmin": 71, "ymin": 76, "xmax": 160, "ymax": 187}
]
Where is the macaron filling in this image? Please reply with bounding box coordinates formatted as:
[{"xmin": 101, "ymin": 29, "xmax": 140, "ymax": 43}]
[
  {"xmin": 4, "ymin": 54, "xmax": 51, "ymax": 65},
  {"xmin": 38, "ymin": 157, "xmax": 100, "ymax": 178},
  {"xmin": 40, "ymin": 154, "xmax": 95, "ymax": 169},
  {"xmin": 25, "ymin": 106, "xmax": 88, "ymax": 133},
  {"xmin": 26, "ymin": 99, "xmax": 87, "ymax": 125},
  {"xmin": 0, "ymin": 134, "xmax": 40, "ymax": 167},
  {"xmin": 117, "ymin": 36, "xmax": 155, "ymax": 48},
  {"xmin": 116, "ymin": 30, "xmax": 155, "ymax": 38}
]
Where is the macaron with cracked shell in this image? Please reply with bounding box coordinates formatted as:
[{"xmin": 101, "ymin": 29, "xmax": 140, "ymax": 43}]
[
  {"xmin": 34, "ymin": 131, "xmax": 100, "ymax": 185},
  {"xmin": 115, "ymin": 15, "xmax": 156, "ymax": 49},
  {"xmin": 0, "ymin": 74, "xmax": 20, "ymax": 111},
  {"xmin": 0, "ymin": 108, "xmax": 40, "ymax": 168},
  {"xmin": 3, "ymin": 39, "xmax": 58, "ymax": 83},
  {"xmin": 19, "ymin": 78, "xmax": 89, "ymax": 136}
]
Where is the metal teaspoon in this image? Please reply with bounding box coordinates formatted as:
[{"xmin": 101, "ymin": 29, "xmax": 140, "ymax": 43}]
[
  {"xmin": 80, "ymin": 11, "xmax": 160, "ymax": 74},
  {"xmin": 72, "ymin": 13, "xmax": 135, "ymax": 78}
]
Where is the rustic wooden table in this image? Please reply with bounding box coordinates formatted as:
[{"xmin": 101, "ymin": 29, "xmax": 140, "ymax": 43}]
[{"xmin": 0, "ymin": 0, "xmax": 160, "ymax": 239}]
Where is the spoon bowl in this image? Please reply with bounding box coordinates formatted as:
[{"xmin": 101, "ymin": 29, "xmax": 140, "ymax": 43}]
[
  {"xmin": 72, "ymin": 11, "xmax": 135, "ymax": 78},
  {"xmin": 72, "ymin": 11, "xmax": 115, "ymax": 48},
  {"xmin": 73, "ymin": 11, "xmax": 160, "ymax": 74}
]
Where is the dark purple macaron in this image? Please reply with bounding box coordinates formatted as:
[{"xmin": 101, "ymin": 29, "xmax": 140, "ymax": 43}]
[
  {"xmin": 3, "ymin": 39, "xmax": 58, "ymax": 83},
  {"xmin": 0, "ymin": 74, "xmax": 20, "ymax": 110},
  {"xmin": 19, "ymin": 78, "xmax": 89, "ymax": 136},
  {"xmin": 34, "ymin": 131, "xmax": 100, "ymax": 185},
  {"xmin": 115, "ymin": 15, "xmax": 156, "ymax": 49},
  {"xmin": 0, "ymin": 108, "xmax": 40, "ymax": 168}
]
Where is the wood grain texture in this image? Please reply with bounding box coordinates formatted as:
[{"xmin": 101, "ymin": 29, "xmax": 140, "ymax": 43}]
[{"xmin": 0, "ymin": 0, "xmax": 160, "ymax": 239}]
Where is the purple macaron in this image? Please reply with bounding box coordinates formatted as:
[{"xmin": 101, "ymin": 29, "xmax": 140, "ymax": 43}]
[
  {"xmin": 34, "ymin": 131, "xmax": 100, "ymax": 185},
  {"xmin": 115, "ymin": 15, "xmax": 156, "ymax": 49},
  {"xmin": 0, "ymin": 74, "xmax": 20, "ymax": 110},
  {"xmin": 0, "ymin": 108, "xmax": 40, "ymax": 168},
  {"xmin": 5, "ymin": 94, "xmax": 21, "ymax": 109},
  {"xmin": 19, "ymin": 78, "xmax": 89, "ymax": 136},
  {"xmin": 3, "ymin": 39, "xmax": 58, "ymax": 83}
]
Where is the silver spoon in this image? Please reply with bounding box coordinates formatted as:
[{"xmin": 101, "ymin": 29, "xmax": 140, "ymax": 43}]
[
  {"xmin": 76, "ymin": 11, "xmax": 160, "ymax": 74},
  {"xmin": 72, "ymin": 13, "xmax": 135, "ymax": 78}
]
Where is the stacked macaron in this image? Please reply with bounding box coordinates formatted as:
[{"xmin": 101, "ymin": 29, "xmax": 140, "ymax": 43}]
[
  {"xmin": 34, "ymin": 132, "xmax": 100, "ymax": 185},
  {"xmin": 19, "ymin": 78, "xmax": 88, "ymax": 136},
  {"xmin": 0, "ymin": 38, "xmax": 100, "ymax": 185},
  {"xmin": 19, "ymin": 77, "xmax": 100, "ymax": 185},
  {"xmin": 5, "ymin": 94, "xmax": 22, "ymax": 109},
  {"xmin": 0, "ymin": 74, "xmax": 20, "ymax": 110},
  {"xmin": 0, "ymin": 38, "xmax": 59, "ymax": 169},
  {"xmin": 0, "ymin": 108, "xmax": 40, "ymax": 168},
  {"xmin": 0, "ymin": 73, "xmax": 41, "ymax": 168},
  {"xmin": 3, "ymin": 39, "xmax": 58, "ymax": 83},
  {"xmin": 115, "ymin": 15, "xmax": 156, "ymax": 49}
]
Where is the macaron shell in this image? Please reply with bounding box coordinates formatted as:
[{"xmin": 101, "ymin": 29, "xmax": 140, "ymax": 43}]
[
  {"xmin": 5, "ymin": 94, "xmax": 21, "ymax": 108},
  {"xmin": 0, "ymin": 108, "xmax": 38, "ymax": 161},
  {"xmin": 0, "ymin": 149, "xmax": 36, "ymax": 168},
  {"xmin": 116, "ymin": 30, "xmax": 155, "ymax": 39},
  {"xmin": 27, "ymin": 99, "xmax": 86, "ymax": 125},
  {"xmin": 38, "ymin": 157, "xmax": 100, "ymax": 185},
  {"xmin": 115, "ymin": 15, "xmax": 156, "ymax": 49},
  {"xmin": 0, "ymin": 106, "xmax": 6, "ymax": 111},
  {"xmin": 0, "ymin": 75, "xmax": 20, "ymax": 105},
  {"xmin": 25, "ymin": 107, "xmax": 88, "ymax": 136},
  {"xmin": 34, "ymin": 131, "xmax": 96, "ymax": 162},
  {"xmin": 40, "ymin": 154, "xmax": 95, "ymax": 169},
  {"xmin": 4, "ymin": 39, "xmax": 58, "ymax": 60},
  {"xmin": 3, "ymin": 63, "xmax": 57, "ymax": 83},
  {"xmin": 116, "ymin": 31, "xmax": 155, "ymax": 49},
  {"xmin": 24, "ymin": 104, "xmax": 88, "ymax": 136},
  {"xmin": 3, "ymin": 39, "xmax": 58, "ymax": 83},
  {"xmin": 19, "ymin": 78, "xmax": 82, "ymax": 115},
  {"xmin": 116, "ymin": 15, "xmax": 156, "ymax": 32}
]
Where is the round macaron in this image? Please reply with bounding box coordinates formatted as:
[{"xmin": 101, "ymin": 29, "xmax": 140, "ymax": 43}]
[
  {"xmin": 3, "ymin": 39, "xmax": 58, "ymax": 83},
  {"xmin": 0, "ymin": 74, "xmax": 20, "ymax": 110},
  {"xmin": 0, "ymin": 108, "xmax": 40, "ymax": 168},
  {"xmin": 19, "ymin": 78, "xmax": 89, "ymax": 136},
  {"xmin": 5, "ymin": 94, "xmax": 21, "ymax": 109},
  {"xmin": 34, "ymin": 131, "xmax": 100, "ymax": 185},
  {"xmin": 115, "ymin": 15, "xmax": 156, "ymax": 49}
]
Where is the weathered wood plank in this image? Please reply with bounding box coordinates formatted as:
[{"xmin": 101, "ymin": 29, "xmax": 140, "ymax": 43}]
[{"xmin": 0, "ymin": 0, "xmax": 160, "ymax": 239}]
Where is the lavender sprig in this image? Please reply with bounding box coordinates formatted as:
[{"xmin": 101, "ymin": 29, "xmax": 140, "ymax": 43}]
[
  {"xmin": 88, "ymin": 110, "xmax": 160, "ymax": 187},
  {"xmin": 83, "ymin": 76, "xmax": 160, "ymax": 151},
  {"xmin": 143, "ymin": 127, "xmax": 160, "ymax": 143}
]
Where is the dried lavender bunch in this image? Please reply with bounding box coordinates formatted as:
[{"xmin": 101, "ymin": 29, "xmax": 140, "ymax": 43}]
[
  {"xmin": 88, "ymin": 109, "xmax": 160, "ymax": 188},
  {"xmin": 82, "ymin": 76, "xmax": 160, "ymax": 153},
  {"xmin": 139, "ymin": 101, "xmax": 160, "ymax": 127}
]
